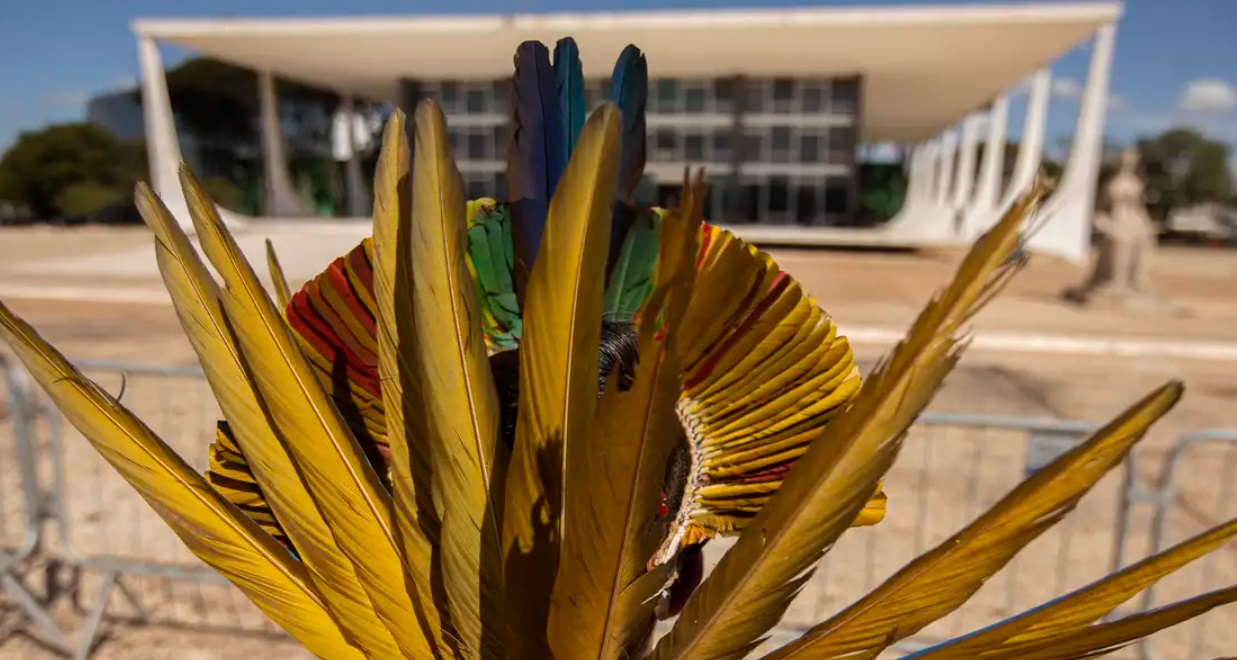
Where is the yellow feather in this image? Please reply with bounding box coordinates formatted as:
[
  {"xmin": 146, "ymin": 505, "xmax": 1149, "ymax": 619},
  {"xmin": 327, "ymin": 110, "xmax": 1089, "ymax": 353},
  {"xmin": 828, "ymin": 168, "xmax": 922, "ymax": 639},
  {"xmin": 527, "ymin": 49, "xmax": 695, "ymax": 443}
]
[
  {"xmin": 651, "ymin": 182, "xmax": 1050, "ymax": 660},
  {"xmin": 766, "ymin": 381, "xmax": 1184, "ymax": 659},
  {"xmin": 265, "ymin": 238, "xmax": 293, "ymax": 310},
  {"xmin": 178, "ymin": 167, "xmax": 433, "ymax": 658},
  {"xmin": 0, "ymin": 299, "xmax": 361, "ymax": 660},
  {"xmin": 134, "ymin": 185, "xmax": 403, "ymax": 657},
  {"xmin": 906, "ymin": 517, "xmax": 1237, "ymax": 659},
  {"xmin": 548, "ymin": 173, "xmax": 704, "ymax": 659},
  {"xmin": 501, "ymin": 104, "xmax": 622, "ymax": 658},
  {"xmin": 406, "ymin": 100, "xmax": 509, "ymax": 657},
  {"xmin": 956, "ymin": 585, "xmax": 1237, "ymax": 659},
  {"xmin": 368, "ymin": 107, "xmax": 457, "ymax": 659}
]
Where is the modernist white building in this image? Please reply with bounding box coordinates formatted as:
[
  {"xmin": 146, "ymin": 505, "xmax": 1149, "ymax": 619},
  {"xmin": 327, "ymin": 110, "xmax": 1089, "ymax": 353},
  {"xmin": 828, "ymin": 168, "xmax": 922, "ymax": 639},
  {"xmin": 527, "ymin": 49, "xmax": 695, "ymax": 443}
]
[{"xmin": 133, "ymin": 2, "xmax": 1121, "ymax": 263}]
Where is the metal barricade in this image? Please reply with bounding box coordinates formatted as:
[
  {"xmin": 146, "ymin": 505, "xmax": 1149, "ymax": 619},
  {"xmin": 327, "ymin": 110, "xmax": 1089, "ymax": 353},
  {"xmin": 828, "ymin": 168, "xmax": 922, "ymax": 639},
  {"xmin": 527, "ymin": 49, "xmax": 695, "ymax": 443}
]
[
  {"xmin": 0, "ymin": 353, "xmax": 73, "ymax": 654},
  {"xmin": 751, "ymin": 413, "xmax": 1132, "ymax": 656},
  {"xmin": 1135, "ymin": 429, "xmax": 1237, "ymax": 660},
  {"xmin": 36, "ymin": 360, "xmax": 285, "ymax": 659},
  {"xmin": 12, "ymin": 356, "xmax": 1229, "ymax": 659}
]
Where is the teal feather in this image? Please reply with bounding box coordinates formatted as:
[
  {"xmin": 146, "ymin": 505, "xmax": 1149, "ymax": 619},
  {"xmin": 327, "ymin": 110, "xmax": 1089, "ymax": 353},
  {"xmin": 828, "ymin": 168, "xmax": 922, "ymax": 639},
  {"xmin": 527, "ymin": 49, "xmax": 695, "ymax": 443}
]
[
  {"xmin": 553, "ymin": 37, "xmax": 586, "ymax": 168},
  {"xmin": 609, "ymin": 45, "xmax": 648, "ymax": 203}
]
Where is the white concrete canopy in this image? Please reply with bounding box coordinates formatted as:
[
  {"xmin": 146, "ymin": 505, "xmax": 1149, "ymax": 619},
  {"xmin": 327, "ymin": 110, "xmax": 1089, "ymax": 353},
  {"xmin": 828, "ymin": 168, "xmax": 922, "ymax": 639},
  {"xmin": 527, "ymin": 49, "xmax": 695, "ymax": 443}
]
[{"xmin": 133, "ymin": 2, "xmax": 1121, "ymax": 142}]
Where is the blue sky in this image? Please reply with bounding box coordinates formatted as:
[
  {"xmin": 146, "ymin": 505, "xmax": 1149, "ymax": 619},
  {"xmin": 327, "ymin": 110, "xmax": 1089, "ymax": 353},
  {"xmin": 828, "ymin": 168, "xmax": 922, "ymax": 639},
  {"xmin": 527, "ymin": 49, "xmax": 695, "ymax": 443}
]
[{"xmin": 2, "ymin": 0, "xmax": 1236, "ymax": 158}]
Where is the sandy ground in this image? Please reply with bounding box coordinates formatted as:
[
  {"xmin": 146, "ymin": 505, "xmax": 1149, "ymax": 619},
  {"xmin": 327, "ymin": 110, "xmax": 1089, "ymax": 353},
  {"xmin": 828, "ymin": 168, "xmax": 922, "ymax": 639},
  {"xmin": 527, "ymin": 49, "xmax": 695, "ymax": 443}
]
[{"xmin": 0, "ymin": 225, "xmax": 1235, "ymax": 658}]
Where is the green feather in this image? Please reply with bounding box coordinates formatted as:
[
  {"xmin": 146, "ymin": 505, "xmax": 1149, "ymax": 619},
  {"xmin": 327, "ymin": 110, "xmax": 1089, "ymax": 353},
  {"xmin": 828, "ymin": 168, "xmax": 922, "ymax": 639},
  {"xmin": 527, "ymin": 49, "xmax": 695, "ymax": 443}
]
[
  {"xmin": 467, "ymin": 203, "xmax": 522, "ymax": 351},
  {"xmin": 602, "ymin": 207, "xmax": 662, "ymax": 321}
]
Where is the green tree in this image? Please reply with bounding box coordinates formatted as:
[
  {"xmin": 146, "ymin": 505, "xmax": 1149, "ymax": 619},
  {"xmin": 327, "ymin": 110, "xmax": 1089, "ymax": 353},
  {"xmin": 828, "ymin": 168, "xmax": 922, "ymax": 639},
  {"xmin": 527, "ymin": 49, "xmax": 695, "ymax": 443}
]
[
  {"xmin": 0, "ymin": 123, "xmax": 147, "ymax": 217},
  {"xmin": 1136, "ymin": 127, "xmax": 1233, "ymax": 221}
]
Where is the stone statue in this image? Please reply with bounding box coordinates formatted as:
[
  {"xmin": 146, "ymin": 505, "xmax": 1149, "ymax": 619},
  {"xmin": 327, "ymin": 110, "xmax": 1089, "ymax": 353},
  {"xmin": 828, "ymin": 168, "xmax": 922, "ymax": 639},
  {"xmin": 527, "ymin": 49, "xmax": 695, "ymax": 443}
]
[{"xmin": 1065, "ymin": 147, "xmax": 1159, "ymax": 305}]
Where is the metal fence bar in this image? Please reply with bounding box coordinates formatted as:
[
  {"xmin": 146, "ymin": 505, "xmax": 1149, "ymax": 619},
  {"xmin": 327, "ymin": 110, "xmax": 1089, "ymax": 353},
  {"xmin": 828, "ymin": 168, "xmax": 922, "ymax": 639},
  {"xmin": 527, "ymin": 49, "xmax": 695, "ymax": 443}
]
[
  {"xmin": 0, "ymin": 353, "xmax": 73, "ymax": 654},
  {"xmin": 1136, "ymin": 429, "xmax": 1237, "ymax": 660}
]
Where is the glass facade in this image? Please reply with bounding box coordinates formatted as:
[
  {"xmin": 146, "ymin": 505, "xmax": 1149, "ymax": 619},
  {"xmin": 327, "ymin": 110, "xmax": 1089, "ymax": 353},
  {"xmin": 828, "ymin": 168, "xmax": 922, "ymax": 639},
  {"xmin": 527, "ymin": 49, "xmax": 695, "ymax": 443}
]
[{"xmin": 413, "ymin": 74, "xmax": 862, "ymax": 226}]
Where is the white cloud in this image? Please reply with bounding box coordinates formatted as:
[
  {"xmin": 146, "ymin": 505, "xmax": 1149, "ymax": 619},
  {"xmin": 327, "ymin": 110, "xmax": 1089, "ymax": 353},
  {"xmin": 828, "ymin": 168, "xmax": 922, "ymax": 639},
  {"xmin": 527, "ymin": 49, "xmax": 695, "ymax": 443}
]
[
  {"xmin": 39, "ymin": 90, "xmax": 90, "ymax": 109},
  {"xmin": 1051, "ymin": 77, "xmax": 1082, "ymax": 100},
  {"xmin": 1177, "ymin": 78, "xmax": 1237, "ymax": 113}
]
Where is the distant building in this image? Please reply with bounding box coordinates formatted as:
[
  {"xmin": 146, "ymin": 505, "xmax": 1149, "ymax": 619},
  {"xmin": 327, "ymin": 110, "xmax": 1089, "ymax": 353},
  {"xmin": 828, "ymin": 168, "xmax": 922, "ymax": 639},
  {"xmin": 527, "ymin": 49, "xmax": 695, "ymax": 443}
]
[
  {"xmin": 86, "ymin": 91, "xmax": 145, "ymax": 142},
  {"xmin": 132, "ymin": 2, "xmax": 1122, "ymax": 262}
]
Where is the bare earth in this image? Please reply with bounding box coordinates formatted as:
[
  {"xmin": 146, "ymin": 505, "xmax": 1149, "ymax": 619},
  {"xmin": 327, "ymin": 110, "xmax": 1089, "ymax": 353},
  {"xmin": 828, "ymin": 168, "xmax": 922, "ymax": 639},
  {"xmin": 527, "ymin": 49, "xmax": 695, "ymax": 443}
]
[{"xmin": 1, "ymin": 225, "xmax": 1236, "ymax": 658}]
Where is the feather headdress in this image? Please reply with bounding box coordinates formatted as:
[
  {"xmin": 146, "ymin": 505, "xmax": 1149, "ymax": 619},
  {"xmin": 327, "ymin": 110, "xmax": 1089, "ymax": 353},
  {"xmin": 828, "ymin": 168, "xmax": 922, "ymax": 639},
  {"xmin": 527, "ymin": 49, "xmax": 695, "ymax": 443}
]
[{"xmin": 1, "ymin": 38, "xmax": 1233, "ymax": 660}]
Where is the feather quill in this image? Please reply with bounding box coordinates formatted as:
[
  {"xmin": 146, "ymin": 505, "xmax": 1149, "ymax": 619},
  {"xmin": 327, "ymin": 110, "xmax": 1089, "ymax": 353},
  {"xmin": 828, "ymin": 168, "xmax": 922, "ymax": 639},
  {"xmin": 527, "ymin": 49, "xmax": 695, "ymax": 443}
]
[
  {"xmin": 403, "ymin": 100, "xmax": 509, "ymax": 657},
  {"xmin": 265, "ymin": 238, "xmax": 293, "ymax": 310},
  {"xmin": 367, "ymin": 110, "xmax": 458, "ymax": 657},
  {"xmin": 136, "ymin": 185, "xmax": 403, "ymax": 656},
  {"xmin": 507, "ymin": 40, "xmax": 565, "ymax": 303},
  {"xmin": 501, "ymin": 104, "xmax": 622, "ymax": 658},
  {"xmin": 178, "ymin": 167, "xmax": 434, "ymax": 658},
  {"xmin": 0, "ymin": 299, "xmax": 362, "ymax": 660},
  {"xmin": 651, "ymin": 182, "xmax": 1051, "ymax": 660},
  {"xmin": 766, "ymin": 381, "xmax": 1185, "ymax": 659},
  {"xmin": 549, "ymin": 173, "xmax": 704, "ymax": 659},
  {"xmin": 554, "ymin": 37, "xmax": 586, "ymax": 167}
]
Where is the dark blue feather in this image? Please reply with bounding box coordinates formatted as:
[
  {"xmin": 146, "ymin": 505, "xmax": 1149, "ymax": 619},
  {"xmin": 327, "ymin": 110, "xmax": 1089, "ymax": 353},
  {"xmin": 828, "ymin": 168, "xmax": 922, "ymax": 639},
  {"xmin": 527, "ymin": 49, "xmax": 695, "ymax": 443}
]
[
  {"xmin": 553, "ymin": 37, "xmax": 586, "ymax": 169},
  {"xmin": 507, "ymin": 40, "xmax": 564, "ymax": 303},
  {"xmin": 609, "ymin": 45, "xmax": 648, "ymax": 203}
]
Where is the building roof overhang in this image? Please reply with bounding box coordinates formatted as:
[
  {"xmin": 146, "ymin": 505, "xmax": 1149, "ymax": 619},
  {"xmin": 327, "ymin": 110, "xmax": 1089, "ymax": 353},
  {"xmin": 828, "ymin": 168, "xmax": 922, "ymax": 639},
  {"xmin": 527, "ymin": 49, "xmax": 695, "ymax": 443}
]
[{"xmin": 134, "ymin": 2, "xmax": 1122, "ymax": 141}]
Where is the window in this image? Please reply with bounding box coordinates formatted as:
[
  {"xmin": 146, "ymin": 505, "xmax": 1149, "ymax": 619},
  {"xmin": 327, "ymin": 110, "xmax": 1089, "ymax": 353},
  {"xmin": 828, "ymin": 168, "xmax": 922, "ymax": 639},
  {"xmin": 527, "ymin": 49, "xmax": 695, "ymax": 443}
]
[
  {"xmin": 768, "ymin": 176, "xmax": 790, "ymax": 214},
  {"xmin": 771, "ymin": 127, "xmax": 792, "ymax": 163},
  {"xmin": 655, "ymin": 130, "xmax": 676, "ymax": 157},
  {"xmin": 685, "ymin": 86, "xmax": 707, "ymax": 113},
  {"xmin": 802, "ymin": 84, "xmax": 826, "ymax": 113},
  {"xmin": 491, "ymin": 80, "xmax": 508, "ymax": 115},
  {"xmin": 449, "ymin": 129, "xmax": 463, "ymax": 155},
  {"xmin": 799, "ymin": 134, "xmax": 820, "ymax": 163},
  {"xmin": 468, "ymin": 132, "xmax": 487, "ymax": 160},
  {"xmin": 715, "ymin": 78, "xmax": 735, "ymax": 113},
  {"xmin": 829, "ymin": 127, "xmax": 856, "ymax": 162},
  {"xmin": 746, "ymin": 83, "xmax": 766, "ymax": 113},
  {"xmin": 824, "ymin": 178, "xmax": 850, "ymax": 215},
  {"xmin": 772, "ymin": 78, "xmax": 795, "ymax": 113},
  {"xmin": 466, "ymin": 176, "xmax": 489, "ymax": 200},
  {"xmin": 656, "ymin": 80, "xmax": 679, "ymax": 111},
  {"xmin": 743, "ymin": 132, "xmax": 764, "ymax": 160},
  {"xmin": 491, "ymin": 125, "xmax": 507, "ymax": 152},
  {"xmin": 796, "ymin": 185, "xmax": 818, "ymax": 224},
  {"xmin": 685, "ymin": 134, "xmax": 706, "ymax": 161},
  {"xmin": 713, "ymin": 132, "xmax": 732, "ymax": 160},
  {"xmin": 467, "ymin": 87, "xmax": 486, "ymax": 113},
  {"xmin": 441, "ymin": 82, "xmax": 460, "ymax": 111},
  {"xmin": 832, "ymin": 78, "xmax": 859, "ymax": 114}
]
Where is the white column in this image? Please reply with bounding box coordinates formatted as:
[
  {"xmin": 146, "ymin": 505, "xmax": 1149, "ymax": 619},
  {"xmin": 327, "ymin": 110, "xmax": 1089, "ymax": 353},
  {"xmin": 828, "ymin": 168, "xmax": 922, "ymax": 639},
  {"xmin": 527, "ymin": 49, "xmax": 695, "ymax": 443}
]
[
  {"xmin": 258, "ymin": 70, "xmax": 310, "ymax": 217},
  {"xmin": 921, "ymin": 140, "xmax": 941, "ymax": 205},
  {"xmin": 935, "ymin": 130, "xmax": 959, "ymax": 207},
  {"xmin": 341, "ymin": 96, "xmax": 369, "ymax": 217},
  {"xmin": 998, "ymin": 68, "xmax": 1051, "ymax": 212},
  {"xmin": 962, "ymin": 95, "xmax": 1009, "ymax": 238},
  {"xmin": 951, "ymin": 113, "xmax": 982, "ymax": 210},
  {"xmin": 137, "ymin": 36, "xmax": 192, "ymax": 229},
  {"xmin": 1030, "ymin": 24, "xmax": 1117, "ymax": 263}
]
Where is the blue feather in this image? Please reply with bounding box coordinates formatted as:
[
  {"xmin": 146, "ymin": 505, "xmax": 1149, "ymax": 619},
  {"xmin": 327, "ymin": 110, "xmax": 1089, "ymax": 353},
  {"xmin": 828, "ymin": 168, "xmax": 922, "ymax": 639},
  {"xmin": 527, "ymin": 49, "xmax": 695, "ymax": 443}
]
[
  {"xmin": 553, "ymin": 37, "xmax": 586, "ymax": 169},
  {"xmin": 609, "ymin": 45, "xmax": 648, "ymax": 203},
  {"xmin": 507, "ymin": 40, "xmax": 565, "ymax": 302}
]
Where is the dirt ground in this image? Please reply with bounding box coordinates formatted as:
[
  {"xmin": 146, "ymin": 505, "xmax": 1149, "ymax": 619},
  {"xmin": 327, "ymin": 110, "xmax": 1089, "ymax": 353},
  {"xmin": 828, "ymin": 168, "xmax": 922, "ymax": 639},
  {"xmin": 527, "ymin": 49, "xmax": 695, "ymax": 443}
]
[{"xmin": 0, "ymin": 225, "xmax": 1235, "ymax": 658}]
